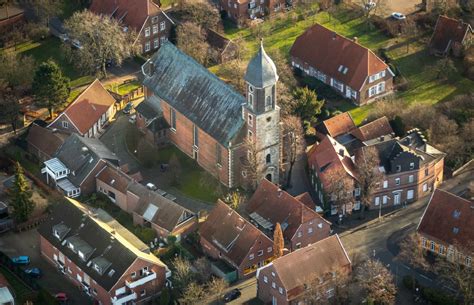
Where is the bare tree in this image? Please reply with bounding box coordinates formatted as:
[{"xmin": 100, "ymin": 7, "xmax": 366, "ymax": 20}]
[
  {"xmin": 400, "ymin": 19, "xmax": 418, "ymax": 53},
  {"xmin": 176, "ymin": 22, "xmax": 212, "ymax": 66},
  {"xmin": 64, "ymin": 10, "xmax": 139, "ymax": 77},
  {"xmin": 207, "ymin": 277, "xmax": 229, "ymax": 304},
  {"xmin": 218, "ymin": 58, "xmax": 245, "ymax": 93},
  {"xmin": 242, "ymin": 137, "xmax": 263, "ymax": 191},
  {"xmin": 355, "ymin": 146, "xmax": 383, "ymax": 218},
  {"xmin": 179, "ymin": 282, "xmax": 206, "ymax": 305},
  {"xmin": 0, "ymin": 83, "xmax": 20, "ymax": 134},
  {"xmin": 171, "ymin": 257, "xmax": 194, "ymax": 291},
  {"xmin": 303, "ymin": 268, "xmax": 352, "ymax": 304},
  {"xmin": 435, "ymin": 243, "xmax": 474, "ymax": 305},
  {"xmin": 281, "ymin": 115, "xmax": 305, "ymax": 188},
  {"xmin": 356, "ymin": 259, "xmax": 396, "ymax": 305},
  {"xmin": 360, "ymin": 0, "xmax": 388, "ymax": 27},
  {"xmin": 324, "ymin": 166, "xmax": 354, "ymax": 216},
  {"xmin": 193, "ymin": 257, "xmax": 212, "ymax": 283}
]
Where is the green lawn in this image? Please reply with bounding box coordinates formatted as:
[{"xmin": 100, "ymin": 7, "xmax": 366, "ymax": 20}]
[{"xmin": 106, "ymin": 80, "xmax": 142, "ymax": 95}]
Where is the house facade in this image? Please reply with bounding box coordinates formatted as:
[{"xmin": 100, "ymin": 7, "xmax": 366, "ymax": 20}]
[
  {"xmin": 141, "ymin": 41, "xmax": 281, "ymax": 188},
  {"xmin": 417, "ymin": 189, "xmax": 473, "ymax": 268},
  {"xmin": 96, "ymin": 165, "xmax": 198, "ymax": 240},
  {"xmin": 48, "ymin": 79, "xmax": 117, "ymax": 138},
  {"xmin": 89, "ymin": 0, "xmax": 174, "ymax": 54},
  {"xmin": 219, "ymin": 0, "xmax": 290, "ymax": 25},
  {"xmin": 246, "ymin": 179, "xmax": 331, "ymax": 251},
  {"xmin": 290, "ymin": 23, "xmax": 394, "ymax": 106},
  {"xmin": 256, "ymin": 235, "xmax": 351, "ymax": 305},
  {"xmin": 308, "ymin": 114, "xmax": 445, "ymax": 214},
  {"xmin": 200, "ymin": 200, "xmax": 274, "ymax": 278},
  {"xmin": 38, "ymin": 198, "xmax": 170, "ymax": 305}
]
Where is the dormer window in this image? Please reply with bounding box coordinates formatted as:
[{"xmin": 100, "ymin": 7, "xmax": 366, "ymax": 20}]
[
  {"xmin": 409, "ymin": 162, "xmax": 415, "ymax": 170},
  {"xmin": 94, "ymin": 264, "xmax": 101, "ymax": 274},
  {"xmin": 54, "ymin": 230, "xmax": 60, "ymax": 239},
  {"xmin": 68, "ymin": 242, "xmax": 74, "ymax": 251},
  {"xmin": 78, "ymin": 250, "xmax": 85, "ymax": 260},
  {"xmin": 396, "ymin": 165, "xmax": 401, "ymax": 172}
]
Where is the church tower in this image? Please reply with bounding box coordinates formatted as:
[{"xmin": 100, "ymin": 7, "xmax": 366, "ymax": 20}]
[{"xmin": 242, "ymin": 41, "xmax": 280, "ymax": 184}]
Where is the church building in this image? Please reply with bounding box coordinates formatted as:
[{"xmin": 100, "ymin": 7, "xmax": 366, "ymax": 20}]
[{"xmin": 140, "ymin": 41, "xmax": 280, "ymax": 188}]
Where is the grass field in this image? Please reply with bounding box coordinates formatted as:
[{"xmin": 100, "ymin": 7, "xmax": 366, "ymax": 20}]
[
  {"xmin": 106, "ymin": 80, "xmax": 142, "ymax": 95},
  {"xmin": 216, "ymin": 6, "xmax": 473, "ymax": 126}
]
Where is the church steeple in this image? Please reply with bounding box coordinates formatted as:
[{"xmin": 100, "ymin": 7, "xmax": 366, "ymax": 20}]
[{"xmin": 244, "ymin": 40, "xmax": 279, "ymax": 89}]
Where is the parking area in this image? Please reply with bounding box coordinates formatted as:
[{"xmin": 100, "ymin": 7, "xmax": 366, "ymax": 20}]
[
  {"xmin": 383, "ymin": 0, "xmax": 423, "ymax": 16},
  {"xmin": 0, "ymin": 230, "xmax": 92, "ymax": 305}
]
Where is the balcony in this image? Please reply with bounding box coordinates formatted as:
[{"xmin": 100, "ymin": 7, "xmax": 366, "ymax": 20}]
[
  {"xmin": 125, "ymin": 271, "xmax": 157, "ymax": 289},
  {"xmin": 111, "ymin": 292, "xmax": 137, "ymax": 305}
]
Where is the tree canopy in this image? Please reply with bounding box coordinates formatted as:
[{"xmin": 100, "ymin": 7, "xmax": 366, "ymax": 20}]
[
  {"xmin": 9, "ymin": 162, "xmax": 34, "ymax": 223},
  {"xmin": 32, "ymin": 60, "xmax": 69, "ymax": 118},
  {"xmin": 64, "ymin": 10, "xmax": 139, "ymax": 77},
  {"xmin": 0, "ymin": 82, "xmax": 20, "ymax": 133},
  {"xmin": 292, "ymin": 86, "xmax": 324, "ymax": 124}
]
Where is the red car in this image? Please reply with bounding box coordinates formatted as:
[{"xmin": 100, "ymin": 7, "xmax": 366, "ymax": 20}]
[{"xmin": 55, "ymin": 293, "xmax": 68, "ymax": 303}]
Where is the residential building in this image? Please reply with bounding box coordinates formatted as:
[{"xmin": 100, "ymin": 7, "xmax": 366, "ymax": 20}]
[
  {"xmin": 96, "ymin": 165, "xmax": 197, "ymax": 240},
  {"xmin": 199, "ymin": 200, "xmax": 274, "ymax": 278},
  {"xmin": 141, "ymin": 41, "xmax": 281, "ymax": 188},
  {"xmin": 256, "ymin": 235, "xmax": 351, "ymax": 305},
  {"xmin": 308, "ymin": 114, "xmax": 445, "ymax": 213},
  {"xmin": 219, "ymin": 0, "xmax": 290, "ymax": 25},
  {"xmin": 26, "ymin": 123, "xmax": 66, "ymax": 162},
  {"xmin": 206, "ymin": 29, "xmax": 239, "ymax": 63},
  {"xmin": 42, "ymin": 134, "xmax": 119, "ymax": 198},
  {"xmin": 48, "ymin": 79, "xmax": 117, "ymax": 138},
  {"xmin": 417, "ymin": 189, "xmax": 473, "ymax": 267},
  {"xmin": 39, "ymin": 198, "xmax": 170, "ymax": 305},
  {"xmin": 429, "ymin": 15, "xmax": 473, "ymax": 57},
  {"xmin": 89, "ymin": 0, "xmax": 174, "ymax": 54},
  {"xmin": 246, "ymin": 179, "xmax": 331, "ymax": 251},
  {"xmin": 290, "ymin": 23, "xmax": 394, "ymax": 105},
  {"xmin": 135, "ymin": 95, "xmax": 169, "ymax": 147}
]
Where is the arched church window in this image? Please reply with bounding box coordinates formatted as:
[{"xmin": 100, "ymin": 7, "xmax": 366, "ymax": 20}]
[
  {"xmin": 266, "ymin": 95, "xmax": 272, "ymax": 106},
  {"xmin": 266, "ymin": 154, "xmax": 271, "ymax": 164}
]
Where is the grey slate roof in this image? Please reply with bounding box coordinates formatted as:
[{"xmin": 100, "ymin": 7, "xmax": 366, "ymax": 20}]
[
  {"xmin": 244, "ymin": 42, "xmax": 279, "ymax": 89},
  {"xmin": 135, "ymin": 95, "xmax": 163, "ymax": 120},
  {"xmin": 142, "ymin": 42, "xmax": 245, "ymax": 147},
  {"xmin": 38, "ymin": 200, "xmax": 138, "ymax": 291},
  {"xmin": 55, "ymin": 134, "xmax": 119, "ymax": 187}
]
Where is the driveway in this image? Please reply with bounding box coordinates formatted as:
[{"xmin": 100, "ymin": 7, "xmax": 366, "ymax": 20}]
[{"xmin": 0, "ymin": 230, "xmax": 92, "ymax": 305}]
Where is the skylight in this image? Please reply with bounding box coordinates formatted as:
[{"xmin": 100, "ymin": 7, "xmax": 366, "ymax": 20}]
[{"xmin": 453, "ymin": 227, "xmax": 459, "ymax": 234}]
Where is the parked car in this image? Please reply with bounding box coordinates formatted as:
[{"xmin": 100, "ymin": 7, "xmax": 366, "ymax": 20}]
[
  {"xmin": 128, "ymin": 114, "xmax": 137, "ymax": 124},
  {"xmin": 146, "ymin": 183, "xmax": 157, "ymax": 191},
  {"xmin": 55, "ymin": 293, "xmax": 68, "ymax": 303},
  {"xmin": 71, "ymin": 39, "xmax": 83, "ymax": 49},
  {"xmin": 224, "ymin": 288, "xmax": 241, "ymax": 303},
  {"xmin": 24, "ymin": 267, "xmax": 42, "ymax": 278},
  {"xmin": 391, "ymin": 12, "xmax": 406, "ymax": 20},
  {"xmin": 123, "ymin": 102, "xmax": 133, "ymax": 114},
  {"xmin": 11, "ymin": 256, "xmax": 30, "ymax": 265}
]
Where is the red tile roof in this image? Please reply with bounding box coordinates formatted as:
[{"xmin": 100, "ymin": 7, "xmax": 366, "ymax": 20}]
[
  {"xmin": 307, "ymin": 135, "xmax": 357, "ymax": 190},
  {"xmin": 200, "ymin": 200, "xmax": 272, "ymax": 266},
  {"xmin": 352, "ymin": 116, "xmax": 393, "ymax": 141},
  {"xmin": 430, "ymin": 15, "xmax": 473, "ymax": 54},
  {"xmin": 295, "ymin": 192, "xmax": 316, "ymax": 210},
  {"xmin": 96, "ymin": 165, "xmax": 132, "ymax": 194},
  {"xmin": 417, "ymin": 189, "xmax": 474, "ymax": 247},
  {"xmin": 54, "ymin": 79, "xmax": 116, "ymax": 135},
  {"xmin": 266, "ymin": 235, "xmax": 351, "ymax": 299},
  {"xmin": 290, "ymin": 23, "xmax": 388, "ymax": 90},
  {"xmin": 26, "ymin": 123, "xmax": 65, "ymax": 158},
  {"xmin": 246, "ymin": 180, "xmax": 330, "ymax": 242},
  {"xmin": 90, "ymin": 0, "xmax": 162, "ymax": 30},
  {"xmin": 321, "ymin": 112, "xmax": 356, "ymax": 138}
]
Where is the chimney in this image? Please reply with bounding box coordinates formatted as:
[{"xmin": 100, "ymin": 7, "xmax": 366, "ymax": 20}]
[
  {"xmin": 353, "ymin": 37, "xmax": 358, "ymax": 43},
  {"xmin": 379, "ymin": 135, "xmax": 385, "ymax": 141},
  {"xmin": 338, "ymin": 149, "xmax": 344, "ymax": 157},
  {"xmin": 148, "ymin": 60, "xmax": 155, "ymax": 76}
]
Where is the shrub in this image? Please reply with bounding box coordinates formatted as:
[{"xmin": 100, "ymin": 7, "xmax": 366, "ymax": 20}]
[
  {"xmin": 421, "ymin": 287, "xmax": 457, "ymax": 305},
  {"xmin": 402, "ymin": 275, "xmax": 418, "ymax": 290},
  {"xmin": 134, "ymin": 227, "xmax": 156, "ymax": 244}
]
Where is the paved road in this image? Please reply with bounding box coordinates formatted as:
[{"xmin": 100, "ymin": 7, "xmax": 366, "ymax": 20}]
[{"xmin": 0, "ymin": 230, "xmax": 92, "ymax": 304}]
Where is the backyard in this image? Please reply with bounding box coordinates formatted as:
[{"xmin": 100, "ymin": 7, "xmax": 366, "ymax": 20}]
[
  {"xmin": 124, "ymin": 124, "xmax": 221, "ymax": 203},
  {"xmin": 215, "ymin": 4, "xmax": 474, "ymax": 125}
]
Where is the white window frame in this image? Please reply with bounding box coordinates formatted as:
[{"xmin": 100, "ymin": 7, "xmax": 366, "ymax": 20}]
[
  {"xmin": 160, "ymin": 21, "xmax": 166, "ymax": 31},
  {"xmin": 395, "ymin": 178, "xmax": 400, "ymax": 185},
  {"xmin": 144, "ymin": 27, "xmax": 150, "ymax": 37},
  {"xmin": 374, "ymin": 197, "xmax": 380, "ymax": 206},
  {"xmin": 408, "ymin": 175, "xmax": 414, "ymax": 183},
  {"xmin": 383, "ymin": 180, "xmax": 388, "ymax": 188},
  {"xmin": 382, "ymin": 195, "xmax": 388, "ymax": 205},
  {"xmin": 145, "ymin": 41, "xmax": 151, "ymax": 52},
  {"xmin": 153, "ymin": 38, "xmax": 159, "ymax": 49},
  {"xmin": 152, "ymin": 24, "xmax": 159, "ymax": 34}
]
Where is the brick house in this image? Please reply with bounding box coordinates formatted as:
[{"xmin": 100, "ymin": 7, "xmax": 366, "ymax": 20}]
[
  {"xmin": 200, "ymin": 200, "xmax": 274, "ymax": 278},
  {"xmin": 429, "ymin": 15, "xmax": 473, "ymax": 57},
  {"xmin": 219, "ymin": 0, "xmax": 290, "ymax": 26},
  {"xmin": 95, "ymin": 165, "xmax": 197, "ymax": 240},
  {"xmin": 417, "ymin": 189, "xmax": 473, "ymax": 267},
  {"xmin": 38, "ymin": 198, "xmax": 170, "ymax": 305},
  {"xmin": 42, "ymin": 134, "xmax": 119, "ymax": 198},
  {"xmin": 135, "ymin": 95, "xmax": 169, "ymax": 147},
  {"xmin": 290, "ymin": 23, "xmax": 394, "ymax": 106},
  {"xmin": 256, "ymin": 235, "xmax": 351, "ymax": 305},
  {"xmin": 246, "ymin": 179, "xmax": 331, "ymax": 251},
  {"xmin": 26, "ymin": 123, "xmax": 65, "ymax": 162},
  {"xmin": 89, "ymin": 0, "xmax": 174, "ymax": 54},
  {"xmin": 48, "ymin": 79, "xmax": 117, "ymax": 138},
  {"xmin": 141, "ymin": 41, "xmax": 281, "ymax": 188},
  {"xmin": 308, "ymin": 114, "xmax": 445, "ymax": 214}
]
